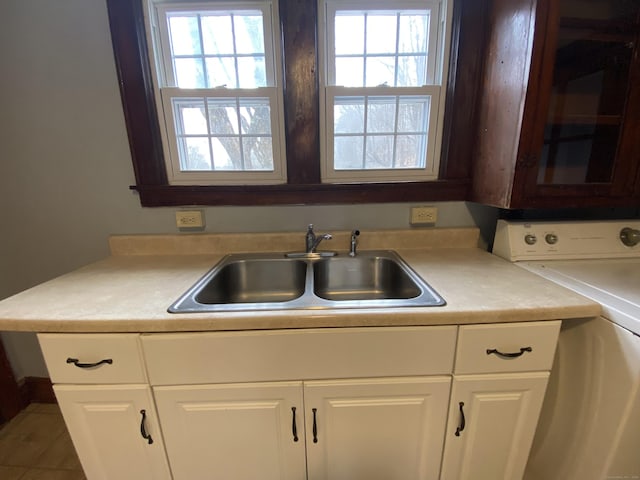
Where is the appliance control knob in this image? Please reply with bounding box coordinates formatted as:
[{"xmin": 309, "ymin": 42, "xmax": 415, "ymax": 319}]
[
  {"xmin": 620, "ymin": 227, "xmax": 640, "ymax": 247},
  {"xmin": 524, "ymin": 234, "xmax": 537, "ymax": 245},
  {"xmin": 545, "ymin": 233, "xmax": 558, "ymax": 245}
]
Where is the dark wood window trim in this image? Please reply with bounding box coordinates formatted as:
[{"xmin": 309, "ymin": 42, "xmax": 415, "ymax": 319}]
[{"xmin": 106, "ymin": 0, "xmax": 480, "ymax": 206}]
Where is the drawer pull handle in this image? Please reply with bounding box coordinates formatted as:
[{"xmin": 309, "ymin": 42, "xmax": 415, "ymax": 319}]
[
  {"xmin": 486, "ymin": 346, "xmax": 532, "ymax": 358},
  {"xmin": 455, "ymin": 402, "xmax": 465, "ymax": 436},
  {"xmin": 66, "ymin": 357, "xmax": 113, "ymax": 368},
  {"xmin": 140, "ymin": 409, "xmax": 153, "ymax": 444},
  {"xmin": 312, "ymin": 408, "xmax": 318, "ymax": 443},
  {"xmin": 291, "ymin": 407, "xmax": 299, "ymax": 442}
]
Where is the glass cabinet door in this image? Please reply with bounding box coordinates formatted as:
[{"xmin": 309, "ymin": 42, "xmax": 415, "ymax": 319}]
[{"xmin": 537, "ymin": 0, "xmax": 640, "ymax": 185}]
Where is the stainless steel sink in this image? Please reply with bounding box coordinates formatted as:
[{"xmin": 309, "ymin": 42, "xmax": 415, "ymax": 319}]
[
  {"xmin": 169, "ymin": 250, "xmax": 445, "ymax": 313},
  {"xmin": 313, "ymin": 256, "xmax": 422, "ymax": 301}
]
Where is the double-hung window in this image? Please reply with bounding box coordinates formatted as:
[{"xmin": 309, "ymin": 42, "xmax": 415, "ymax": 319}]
[
  {"xmin": 320, "ymin": 0, "xmax": 451, "ymax": 183},
  {"xmin": 145, "ymin": 0, "xmax": 287, "ymax": 185}
]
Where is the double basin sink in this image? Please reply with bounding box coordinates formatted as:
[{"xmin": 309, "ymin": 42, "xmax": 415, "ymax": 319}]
[{"xmin": 169, "ymin": 250, "xmax": 445, "ymax": 313}]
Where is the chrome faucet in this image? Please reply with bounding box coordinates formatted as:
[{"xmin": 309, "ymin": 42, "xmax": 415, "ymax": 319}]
[
  {"xmin": 349, "ymin": 229, "xmax": 360, "ymax": 257},
  {"xmin": 305, "ymin": 224, "xmax": 332, "ymax": 253}
]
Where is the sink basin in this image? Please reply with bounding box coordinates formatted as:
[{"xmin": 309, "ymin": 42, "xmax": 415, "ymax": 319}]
[
  {"xmin": 194, "ymin": 258, "xmax": 307, "ymax": 304},
  {"xmin": 313, "ymin": 256, "xmax": 421, "ymax": 301},
  {"xmin": 169, "ymin": 250, "xmax": 445, "ymax": 313}
]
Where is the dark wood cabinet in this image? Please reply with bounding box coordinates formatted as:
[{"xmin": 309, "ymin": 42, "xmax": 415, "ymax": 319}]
[{"xmin": 470, "ymin": 0, "xmax": 640, "ymax": 209}]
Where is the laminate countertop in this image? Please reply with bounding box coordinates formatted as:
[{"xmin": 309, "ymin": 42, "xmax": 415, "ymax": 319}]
[{"xmin": 0, "ymin": 228, "xmax": 601, "ymax": 332}]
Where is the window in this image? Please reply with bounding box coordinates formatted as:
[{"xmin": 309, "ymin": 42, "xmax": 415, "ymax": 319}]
[
  {"xmin": 146, "ymin": 0, "xmax": 287, "ymax": 185},
  {"xmin": 106, "ymin": 0, "xmax": 473, "ymax": 206},
  {"xmin": 320, "ymin": 0, "xmax": 450, "ymax": 183}
]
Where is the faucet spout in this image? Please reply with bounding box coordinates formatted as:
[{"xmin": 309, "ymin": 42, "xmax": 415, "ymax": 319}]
[{"xmin": 305, "ymin": 224, "xmax": 332, "ymax": 253}]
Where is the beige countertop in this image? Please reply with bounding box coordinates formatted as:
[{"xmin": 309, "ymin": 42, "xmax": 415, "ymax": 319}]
[{"xmin": 0, "ymin": 228, "xmax": 601, "ymax": 332}]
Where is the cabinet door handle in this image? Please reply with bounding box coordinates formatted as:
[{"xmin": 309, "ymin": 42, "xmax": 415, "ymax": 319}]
[
  {"xmin": 139, "ymin": 409, "xmax": 153, "ymax": 444},
  {"xmin": 454, "ymin": 402, "xmax": 465, "ymax": 437},
  {"xmin": 66, "ymin": 357, "xmax": 113, "ymax": 368},
  {"xmin": 486, "ymin": 346, "xmax": 532, "ymax": 358},
  {"xmin": 291, "ymin": 407, "xmax": 299, "ymax": 442},
  {"xmin": 312, "ymin": 408, "xmax": 318, "ymax": 443}
]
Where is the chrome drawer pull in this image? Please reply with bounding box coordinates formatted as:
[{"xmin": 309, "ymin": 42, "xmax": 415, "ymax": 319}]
[
  {"xmin": 66, "ymin": 357, "xmax": 113, "ymax": 368},
  {"xmin": 486, "ymin": 346, "xmax": 532, "ymax": 358}
]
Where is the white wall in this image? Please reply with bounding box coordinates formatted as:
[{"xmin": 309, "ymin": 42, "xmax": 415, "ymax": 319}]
[{"xmin": 0, "ymin": 0, "xmax": 497, "ymax": 379}]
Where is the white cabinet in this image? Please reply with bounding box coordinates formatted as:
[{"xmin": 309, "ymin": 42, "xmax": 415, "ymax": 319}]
[
  {"xmin": 155, "ymin": 377, "xmax": 451, "ymax": 480},
  {"xmin": 440, "ymin": 321, "xmax": 561, "ymax": 480},
  {"xmin": 54, "ymin": 385, "xmax": 172, "ymax": 480},
  {"xmin": 38, "ymin": 334, "xmax": 172, "ymax": 480},
  {"xmin": 304, "ymin": 377, "xmax": 451, "ymax": 480},
  {"xmin": 154, "ymin": 382, "xmax": 306, "ymax": 480},
  {"xmin": 38, "ymin": 322, "xmax": 561, "ymax": 480},
  {"xmin": 439, "ymin": 373, "xmax": 549, "ymax": 480}
]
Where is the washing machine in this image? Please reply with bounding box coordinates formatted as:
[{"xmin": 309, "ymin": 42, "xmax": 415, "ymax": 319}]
[{"xmin": 493, "ymin": 220, "xmax": 640, "ymax": 480}]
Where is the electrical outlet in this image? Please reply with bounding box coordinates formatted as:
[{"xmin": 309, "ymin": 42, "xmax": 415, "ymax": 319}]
[
  {"xmin": 176, "ymin": 210, "xmax": 205, "ymax": 231},
  {"xmin": 410, "ymin": 206, "xmax": 438, "ymax": 226}
]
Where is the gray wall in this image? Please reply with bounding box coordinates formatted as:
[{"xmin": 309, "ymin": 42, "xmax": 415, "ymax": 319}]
[{"xmin": 0, "ymin": 0, "xmax": 498, "ymax": 380}]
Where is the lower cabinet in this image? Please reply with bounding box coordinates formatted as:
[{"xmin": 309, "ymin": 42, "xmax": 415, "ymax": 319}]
[
  {"xmin": 53, "ymin": 384, "xmax": 172, "ymax": 480},
  {"xmin": 439, "ymin": 373, "xmax": 550, "ymax": 480},
  {"xmin": 303, "ymin": 377, "xmax": 451, "ymax": 480},
  {"xmin": 38, "ymin": 322, "xmax": 561, "ymax": 480},
  {"xmin": 154, "ymin": 377, "xmax": 451, "ymax": 480}
]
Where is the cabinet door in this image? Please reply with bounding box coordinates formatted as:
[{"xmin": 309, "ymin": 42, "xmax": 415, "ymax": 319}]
[
  {"xmin": 440, "ymin": 373, "xmax": 549, "ymax": 480},
  {"xmin": 304, "ymin": 376, "xmax": 451, "ymax": 480},
  {"xmin": 54, "ymin": 384, "xmax": 171, "ymax": 480},
  {"xmin": 519, "ymin": 0, "xmax": 640, "ymax": 204},
  {"xmin": 154, "ymin": 381, "xmax": 306, "ymax": 480}
]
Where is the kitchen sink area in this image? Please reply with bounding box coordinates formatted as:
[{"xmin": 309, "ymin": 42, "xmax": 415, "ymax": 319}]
[{"xmin": 168, "ymin": 250, "xmax": 446, "ymax": 313}]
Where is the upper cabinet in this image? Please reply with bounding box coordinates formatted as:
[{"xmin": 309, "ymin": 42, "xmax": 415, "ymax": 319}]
[{"xmin": 470, "ymin": 0, "xmax": 640, "ymax": 208}]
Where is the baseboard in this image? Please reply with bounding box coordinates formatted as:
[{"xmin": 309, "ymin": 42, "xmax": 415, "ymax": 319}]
[{"xmin": 18, "ymin": 376, "xmax": 56, "ymax": 405}]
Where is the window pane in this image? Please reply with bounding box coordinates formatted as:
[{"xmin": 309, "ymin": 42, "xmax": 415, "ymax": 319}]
[
  {"xmin": 208, "ymin": 100, "xmax": 239, "ymax": 135},
  {"xmin": 334, "ymin": 136, "xmax": 364, "ymax": 169},
  {"xmin": 366, "ymin": 15, "xmax": 397, "ymax": 54},
  {"xmin": 334, "ymin": 98, "xmax": 365, "ymax": 134},
  {"xmin": 367, "ymin": 98, "xmax": 396, "ymax": 133},
  {"xmin": 336, "ymin": 57, "xmax": 364, "ymax": 86},
  {"xmin": 174, "ymin": 58, "xmax": 205, "ymax": 88},
  {"xmin": 243, "ymin": 136, "xmax": 274, "ymax": 170},
  {"xmin": 239, "ymin": 100, "xmax": 271, "ymax": 134},
  {"xmin": 168, "ymin": 15, "xmax": 201, "ymax": 55},
  {"xmin": 365, "ymin": 57, "xmax": 395, "ymax": 87},
  {"xmin": 179, "ymin": 137, "xmax": 212, "ymax": 170},
  {"xmin": 237, "ymin": 56, "xmax": 267, "ymax": 87},
  {"xmin": 332, "ymin": 9, "xmax": 431, "ymax": 88},
  {"xmin": 234, "ymin": 14, "xmax": 265, "ymax": 54},
  {"xmin": 335, "ymin": 15, "xmax": 364, "ymax": 55},
  {"xmin": 205, "ymin": 57, "xmax": 237, "ymax": 88},
  {"xmin": 332, "ymin": 95, "xmax": 430, "ymax": 171},
  {"xmin": 165, "ymin": 9, "xmax": 269, "ymax": 89},
  {"xmin": 396, "ymin": 134, "xmax": 426, "ymax": 168},
  {"xmin": 211, "ymin": 137, "xmax": 241, "ymax": 169},
  {"xmin": 398, "ymin": 96, "xmax": 430, "ymax": 132},
  {"xmin": 398, "ymin": 14, "xmax": 429, "ymax": 53},
  {"xmin": 201, "ymin": 15, "xmax": 234, "ymax": 54},
  {"xmin": 365, "ymin": 135, "xmax": 394, "ymax": 168},
  {"xmin": 173, "ymin": 99, "xmax": 208, "ymax": 135},
  {"xmin": 397, "ymin": 55, "xmax": 427, "ymax": 86}
]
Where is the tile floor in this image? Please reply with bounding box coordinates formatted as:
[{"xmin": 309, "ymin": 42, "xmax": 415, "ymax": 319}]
[{"xmin": 0, "ymin": 403, "xmax": 85, "ymax": 480}]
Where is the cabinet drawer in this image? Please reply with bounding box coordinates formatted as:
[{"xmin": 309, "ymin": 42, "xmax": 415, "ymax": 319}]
[
  {"xmin": 454, "ymin": 321, "xmax": 561, "ymax": 374},
  {"xmin": 141, "ymin": 326, "xmax": 458, "ymax": 385},
  {"xmin": 38, "ymin": 334, "xmax": 146, "ymax": 384}
]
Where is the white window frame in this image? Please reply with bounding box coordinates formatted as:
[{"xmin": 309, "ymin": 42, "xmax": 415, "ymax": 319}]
[
  {"xmin": 319, "ymin": 0, "xmax": 453, "ymax": 183},
  {"xmin": 144, "ymin": 0, "xmax": 288, "ymax": 185}
]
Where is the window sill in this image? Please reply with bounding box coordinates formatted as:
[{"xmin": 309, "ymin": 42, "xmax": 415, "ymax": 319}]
[{"xmin": 131, "ymin": 180, "xmax": 470, "ymax": 206}]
